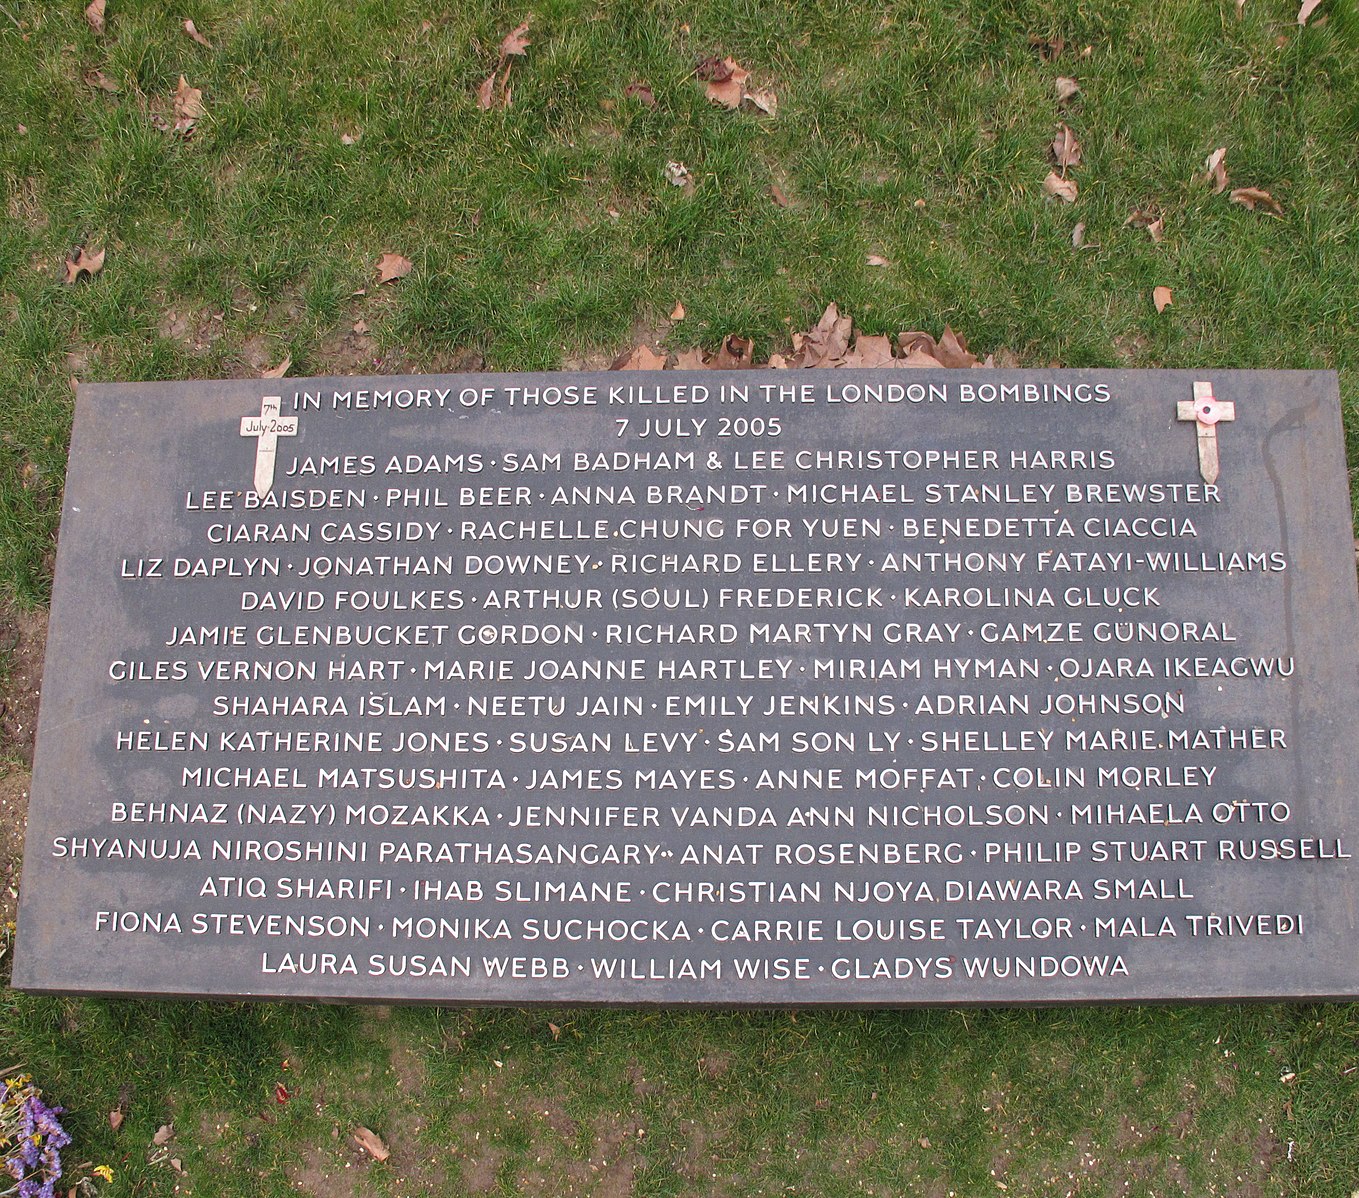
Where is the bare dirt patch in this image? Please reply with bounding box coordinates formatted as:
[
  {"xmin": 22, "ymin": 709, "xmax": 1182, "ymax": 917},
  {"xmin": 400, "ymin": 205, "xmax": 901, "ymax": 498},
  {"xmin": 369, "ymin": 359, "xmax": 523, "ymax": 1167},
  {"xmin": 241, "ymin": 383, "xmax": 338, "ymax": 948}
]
[
  {"xmin": 0, "ymin": 606, "xmax": 47, "ymax": 765},
  {"xmin": 0, "ymin": 769, "xmax": 30, "ymax": 941}
]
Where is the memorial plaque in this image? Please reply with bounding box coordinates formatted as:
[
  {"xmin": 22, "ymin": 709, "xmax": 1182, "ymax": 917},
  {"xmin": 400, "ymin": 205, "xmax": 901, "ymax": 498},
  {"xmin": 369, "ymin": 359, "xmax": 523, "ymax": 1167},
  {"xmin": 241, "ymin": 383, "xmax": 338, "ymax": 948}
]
[{"xmin": 13, "ymin": 368, "xmax": 1359, "ymax": 1004}]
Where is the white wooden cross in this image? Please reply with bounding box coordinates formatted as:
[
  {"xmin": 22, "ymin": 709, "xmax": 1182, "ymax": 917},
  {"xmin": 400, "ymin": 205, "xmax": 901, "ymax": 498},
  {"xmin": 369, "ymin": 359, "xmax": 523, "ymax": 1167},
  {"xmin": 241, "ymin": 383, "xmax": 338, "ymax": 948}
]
[
  {"xmin": 1176, "ymin": 381, "xmax": 1235, "ymax": 484},
  {"xmin": 240, "ymin": 395, "xmax": 298, "ymax": 497}
]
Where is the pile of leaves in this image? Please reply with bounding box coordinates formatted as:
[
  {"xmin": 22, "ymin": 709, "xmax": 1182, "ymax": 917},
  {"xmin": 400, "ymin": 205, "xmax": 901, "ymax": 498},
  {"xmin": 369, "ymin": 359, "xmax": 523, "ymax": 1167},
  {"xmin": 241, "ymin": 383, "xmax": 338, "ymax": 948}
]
[{"xmin": 611, "ymin": 304, "xmax": 1004, "ymax": 371}]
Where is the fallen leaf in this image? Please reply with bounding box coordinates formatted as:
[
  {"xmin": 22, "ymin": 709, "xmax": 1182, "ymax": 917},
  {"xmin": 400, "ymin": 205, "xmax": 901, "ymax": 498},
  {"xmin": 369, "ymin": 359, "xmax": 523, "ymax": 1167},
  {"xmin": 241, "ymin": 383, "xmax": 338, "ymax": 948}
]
[
  {"xmin": 866, "ymin": 254, "xmax": 890, "ymax": 267},
  {"xmin": 352, "ymin": 318, "xmax": 369, "ymax": 335},
  {"xmin": 340, "ymin": 131, "xmax": 360, "ymax": 145},
  {"xmin": 500, "ymin": 19, "xmax": 531, "ymax": 57},
  {"xmin": 712, "ymin": 334, "xmax": 753, "ymax": 369},
  {"xmin": 548, "ymin": 1022, "xmax": 561, "ymax": 1041},
  {"xmin": 1028, "ymin": 33, "xmax": 1064, "ymax": 60},
  {"xmin": 1229, "ymin": 186, "xmax": 1283, "ymax": 216},
  {"xmin": 1236, "ymin": 0, "xmax": 1246, "ymax": 14},
  {"xmin": 919, "ymin": 1137, "xmax": 932, "ymax": 1149},
  {"xmin": 1054, "ymin": 76, "xmax": 1080, "ymax": 102},
  {"xmin": 769, "ymin": 182, "xmax": 789, "ymax": 207},
  {"xmin": 843, "ymin": 333, "xmax": 896, "ymax": 368},
  {"xmin": 172, "ymin": 75, "xmax": 204, "ymax": 133},
  {"xmin": 1050, "ymin": 123, "xmax": 1082, "ymax": 169},
  {"xmin": 1202, "ymin": 146, "xmax": 1228, "ymax": 194},
  {"xmin": 261, "ymin": 356, "xmax": 291, "ymax": 379},
  {"xmin": 742, "ymin": 86, "xmax": 777, "ymax": 116},
  {"xmin": 704, "ymin": 57, "xmax": 749, "ymax": 109},
  {"xmin": 274, "ymin": 1082, "xmax": 291, "ymax": 1103},
  {"xmin": 421, "ymin": 19, "xmax": 433, "ymax": 33},
  {"xmin": 694, "ymin": 55, "xmax": 734, "ymax": 81},
  {"xmin": 1071, "ymin": 221, "xmax": 1086, "ymax": 247},
  {"xmin": 1297, "ymin": 0, "xmax": 1324, "ymax": 23},
  {"xmin": 64, "ymin": 245, "xmax": 105, "ymax": 283},
  {"xmin": 352, "ymin": 1127, "xmax": 390, "ymax": 1162},
  {"xmin": 935, "ymin": 325, "xmax": 980, "ymax": 368},
  {"xmin": 109, "ymin": 1110, "xmax": 124, "ymax": 1131},
  {"xmin": 1153, "ymin": 285, "xmax": 1173, "ymax": 313},
  {"xmin": 767, "ymin": 352, "xmax": 788, "ymax": 368},
  {"xmin": 183, "ymin": 18, "xmax": 211, "ymax": 47},
  {"xmin": 169, "ymin": 1159, "xmax": 184, "ymax": 1175},
  {"xmin": 85, "ymin": 69, "xmax": 119, "ymax": 92},
  {"xmin": 1042, "ymin": 171, "xmax": 1078, "ymax": 202},
  {"xmin": 85, "ymin": 0, "xmax": 105, "ymax": 34},
  {"xmin": 623, "ymin": 81, "xmax": 656, "ymax": 108},
  {"xmin": 800, "ymin": 303, "xmax": 852, "ymax": 368},
  {"xmin": 669, "ymin": 301, "xmax": 685, "ymax": 321},
  {"xmin": 674, "ymin": 348, "xmax": 707, "ymax": 369},
  {"xmin": 611, "ymin": 345, "xmax": 667, "ymax": 370},
  {"xmin": 377, "ymin": 252, "xmax": 412, "ymax": 283},
  {"xmin": 152, "ymin": 1124, "xmax": 174, "ymax": 1147},
  {"xmin": 1147, "ymin": 216, "xmax": 1164, "ymax": 243},
  {"xmin": 663, "ymin": 160, "xmax": 694, "ymax": 194},
  {"xmin": 901, "ymin": 344, "xmax": 946, "ymax": 367}
]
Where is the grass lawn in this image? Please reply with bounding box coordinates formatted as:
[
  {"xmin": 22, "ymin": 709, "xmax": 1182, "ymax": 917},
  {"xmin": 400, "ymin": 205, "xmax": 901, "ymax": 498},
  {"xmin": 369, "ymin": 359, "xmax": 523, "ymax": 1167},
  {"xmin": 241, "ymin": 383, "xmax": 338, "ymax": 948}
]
[{"xmin": 2, "ymin": 0, "xmax": 1359, "ymax": 1194}]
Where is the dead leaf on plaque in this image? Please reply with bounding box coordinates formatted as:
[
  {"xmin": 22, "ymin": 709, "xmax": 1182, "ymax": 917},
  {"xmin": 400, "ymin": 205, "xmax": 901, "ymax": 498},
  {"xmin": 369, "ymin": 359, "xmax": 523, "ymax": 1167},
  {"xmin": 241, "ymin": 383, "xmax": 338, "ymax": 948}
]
[
  {"xmin": 935, "ymin": 325, "xmax": 980, "ymax": 368},
  {"xmin": 352, "ymin": 1126, "xmax": 390, "ymax": 1162},
  {"xmin": 1042, "ymin": 171, "xmax": 1078, "ymax": 202},
  {"xmin": 843, "ymin": 334, "xmax": 895, "ymax": 368},
  {"xmin": 109, "ymin": 1110, "xmax": 124, "ymax": 1131},
  {"xmin": 86, "ymin": 69, "xmax": 119, "ymax": 92},
  {"xmin": 611, "ymin": 345, "xmax": 667, "ymax": 370},
  {"xmin": 866, "ymin": 254, "xmax": 889, "ymax": 267},
  {"xmin": 1054, "ymin": 76, "xmax": 1080, "ymax": 102},
  {"xmin": 1050, "ymin": 123, "xmax": 1081, "ymax": 169},
  {"xmin": 1297, "ymin": 0, "xmax": 1324, "ymax": 23},
  {"xmin": 623, "ymin": 81, "xmax": 656, "ymax": 108},
  {"xmin": 669, "ymin": 301, "xmax": 685, "ymax": 321},
  {"xmin": 500, "ymin": 19, "xmax": 531, "ymax": 57},
  {"xmin": 1203, "ymin": 146, "xmax": 1228, "ymax": 194},
  {"xmin": 172, "ymin": 75, "xmax": 204, "ymax": 133},
  {"xmin": 1071, "ymin": 221, "xmax": 1086, "ymax": 248},
  {"xmin": 712, "ymin": 334, "xmax": 754, "ymax": 369},
  {"xmin": 799, "ymin": 303, "xmax": 852, "ymax": 367},
  {"xmin": 674, "ymin": 348, "xmax": 707, "ymax": 370},
  {"xmin": 183, "ymin": 18, "xmax": 212, "ymax": 48},
  {"xmin": 1153, "ymin": 285, "xmax": 1173, "ymax": 313},
  {"xmin": 703, "ymin": 58, "xmax": 748, "ymax": 109},
  {"xmin": 85, "ymin": 0, "xmax": 106, "ymax": 34},
  {"xmin": 64, "ymin": 245, "xmax": 105, "ymax": 283},
  {"xmin": 261, "ymin": 356, "xmax": 291, "ymax": 378},
  {"xmin": 377, "ymin": 252, "xmax": 413, "ymax": 283},
  {"xmin": 769, "ymin": 182, "xmax": 790, "ymax": 207},
  {"xmin": 1229, "ymin": 186, "xmax": 1283, "ymax": 216}
]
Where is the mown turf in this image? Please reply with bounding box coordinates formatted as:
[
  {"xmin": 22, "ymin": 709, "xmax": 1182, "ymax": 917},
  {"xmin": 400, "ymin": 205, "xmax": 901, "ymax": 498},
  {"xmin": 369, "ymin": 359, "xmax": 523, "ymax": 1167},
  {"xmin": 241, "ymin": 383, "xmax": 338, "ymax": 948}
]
[{"xmin": 2, "ymin": 0, "xmax": 1359, "ymax": 1194}]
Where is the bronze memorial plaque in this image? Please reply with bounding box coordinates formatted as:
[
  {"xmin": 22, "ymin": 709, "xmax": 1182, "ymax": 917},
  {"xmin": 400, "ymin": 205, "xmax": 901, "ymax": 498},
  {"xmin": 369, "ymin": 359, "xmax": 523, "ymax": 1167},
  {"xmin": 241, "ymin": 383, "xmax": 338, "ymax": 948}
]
[{"xmin": 12, "ymin": 368, "xmax": 1359, "ymax": 1003}]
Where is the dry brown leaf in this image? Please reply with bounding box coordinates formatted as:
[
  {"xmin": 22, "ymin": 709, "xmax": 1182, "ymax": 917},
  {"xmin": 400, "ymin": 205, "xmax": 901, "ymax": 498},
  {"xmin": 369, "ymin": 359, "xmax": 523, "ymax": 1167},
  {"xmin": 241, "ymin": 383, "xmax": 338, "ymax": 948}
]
[
  {"xmin": 1153, "ymin": 285, "xmax": 1173, "ymax": 313},
  {"xmin": 1297, "ymin": 0, "xmax": 1324, "ymax": 23},
  {"xmin": 152, "ymin": 1124, "xmax": 174, "ymax": 1147},
  {"xmin": 669, "ymin": 301, "xmax": 685, "ymax": 321},
  {"xmin": 902, "ymin": 345, "xmax": 946, "ymax": 368},
  {"xmin": 769, "ymin": 182, "xmax": 789, "ymax": 207},
  {"xmin": 499, "ymin": 19, "xmax": 531, "ymax": 57},
  {"xmin": 843, "ymin": 334, "xmax": 895, "ymax": 368},
  {"xmin": 1071, "ymin": 221, "xmax": 1086, "ymax": 248},
  {"xmin": 694, "ymin": 55, "xmax": 734, "ymax": 81},
  {"xmin": 1054, "ymin": 76, "xmax": 1080, "ymax": 102},
  {"xmin": 352, "ymin": 1127, "xmax": 390, "ymax": 1162},
  {"xmin": 109, "ymin": 1110, "xmax": 124, "ymax": 1131},
  {"xmin": 674, "ymin": 348, "xmax": 707, "ymax": 370},
  {"xmin": 623, "ymin": 81, "xmax": 656, "ymax": 108},
  {"xmin": 172, "ymin": 75, "xmax": 204, "ymax": 133},
  {"xmin": 1042, "ymin": 171, "xmax": 1078, "ymax": 202},
  {"xmin": 865, "ymin": 254, "xmax": 889, "ymax": 267},
  {"xmin": 64, "ymin": 245, "xmax": 105, "ymax": 283},
  {"xmin": 767, "ymin": 352, "xmax": 788, "ymax": 368},
  {"xmin": 611, "ymin": 345, "xmax": 667, "ymax": 370},
  {"xmin": 663, "ymin": 160, "xmax": 694, "ymax": 195},
  {"xmin": 935, "ymin": 325, "xmax": 980, "ymax": 368},
  {"xmin": 85, "ymin": 69, "xmax": 119, "ymax": 92},
  {"xmin": 1028, "ymin": 33, "xmax": 1064, "ymax": 60},
  {"xmin": 183, "ymin": 18, "xmax": 211, "ymax": 48},
  {"xmin": 340, "ymin": 130, "xmax": 360, "ymax": 145},
  {"xmin": 169, "ymin": 1159, "xmax": 185, "ymax": 1175},
  {"xmin": 548, "ymin": 1022, "xmax": 562, "ymax": 1041},
  {"xmin": 742, "ymin": 87, "xmax": 777, "ymax": 116},
  {"xmin": 1236, "ymin": 0, "xmax": 1246, "ymax": 14},
  {"xmin": 1229, "ymin": 186, "xmax": 1283, "ymax": 216},
  {"xmin": 800, "ymin": 303, "xmax": 852, "ymax": 368},
  {"xmin": 85, "ymin": 0, "xmax": 106, "ymax": 34},
  {"xmin": 1050, "ymin": 123, "xmax": 1082, "ymax": 169},
  {"xmin": 1146, "ymin": 216, "xmax": 1164, "ymax": 243},
  {"xmin": 704, "ymin": 58, "xmax": 749, "ymax": 109},
  {"xmin": 476, "ymin": 71, "xmax": 498, "ymax": 109},
  {"xmin": 352, "ymin": 318, "xmax": 368, "ymax": 335},
  {"xmin": 1203, "ymin": 146, "xmax": 1228, "ymax": 194},
  {"xmin": 712, "ymin": 334, "xmax": 753, "ymax": 369},
  {"xmin": 898, "ymin": 331, "xmax": 938, "ymax": 357},
  {"xmin": 377, "ymin": 252, "xmax": 413, "ymax": 283},
  {"xmin": 261, "ymin": 356, "xmax": 291, "ymax": 379}
]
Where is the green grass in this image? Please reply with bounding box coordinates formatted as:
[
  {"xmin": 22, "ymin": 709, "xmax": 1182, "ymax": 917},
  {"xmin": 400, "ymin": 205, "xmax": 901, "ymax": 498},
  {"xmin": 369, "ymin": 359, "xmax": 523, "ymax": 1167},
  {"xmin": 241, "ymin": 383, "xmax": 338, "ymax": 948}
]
[{"xmin": 3, "ymin": 0, "xmax": 1359, "ymax": 1193}]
